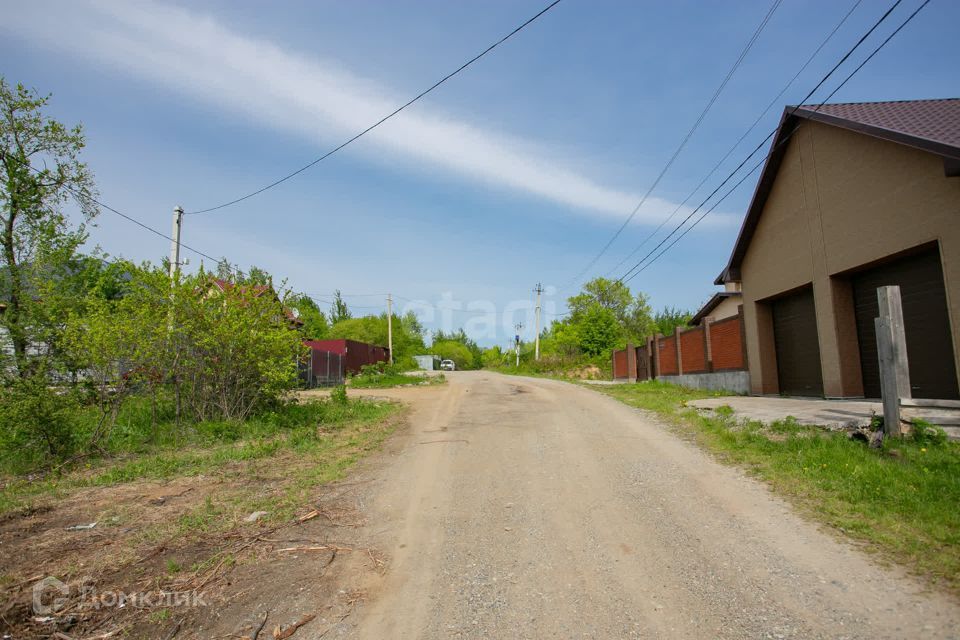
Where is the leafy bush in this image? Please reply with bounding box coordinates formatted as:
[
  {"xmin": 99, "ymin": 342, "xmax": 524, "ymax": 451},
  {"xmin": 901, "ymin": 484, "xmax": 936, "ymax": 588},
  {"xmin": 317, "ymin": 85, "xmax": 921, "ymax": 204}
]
[
  {"xmin": 911, "ymin": 418, "xmax": 948, "ymax": 446},
  {"xmin": 0, "ymin": 372, "xmax": 82, "ymax": 468},
  {"xmin": 330, "ymin": 384, "xmax": 348, "ymax": 405}
]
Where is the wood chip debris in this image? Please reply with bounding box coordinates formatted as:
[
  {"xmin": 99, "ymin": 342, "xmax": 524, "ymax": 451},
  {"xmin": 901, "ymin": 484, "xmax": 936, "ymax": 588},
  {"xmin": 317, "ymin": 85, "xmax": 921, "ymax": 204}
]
[
  {"xmin": 275, "ymin": 545, "xmax": 353, "ymax": 553},
  {"xmin": 272, "ymin": 613, "xmax": 316, "ymax": 639}
]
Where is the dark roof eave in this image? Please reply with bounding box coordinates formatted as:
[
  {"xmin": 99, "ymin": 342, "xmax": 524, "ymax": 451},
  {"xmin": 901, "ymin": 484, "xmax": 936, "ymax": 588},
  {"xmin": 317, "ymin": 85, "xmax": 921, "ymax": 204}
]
[
  {"xmin": 718, "ymin": 109, "xmax": 799, "ymax": 285},
  {"xmin": 690, "ymin": 291, "xmax": 741, "ymax": 325}
]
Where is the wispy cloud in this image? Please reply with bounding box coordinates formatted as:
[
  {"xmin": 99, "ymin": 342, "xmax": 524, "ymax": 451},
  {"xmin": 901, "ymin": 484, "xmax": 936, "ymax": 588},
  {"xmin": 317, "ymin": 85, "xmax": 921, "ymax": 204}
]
[{"xmin": 4, "ymin": 0, "xmax": 732, "ymax": 225}]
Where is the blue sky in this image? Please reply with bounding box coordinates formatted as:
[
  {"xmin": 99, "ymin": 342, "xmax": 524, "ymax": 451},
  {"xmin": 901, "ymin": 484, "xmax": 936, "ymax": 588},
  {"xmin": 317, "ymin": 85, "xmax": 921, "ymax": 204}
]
[{"xmin": 2, "ymin": 0, "xmax": 957, "ymax": 346}]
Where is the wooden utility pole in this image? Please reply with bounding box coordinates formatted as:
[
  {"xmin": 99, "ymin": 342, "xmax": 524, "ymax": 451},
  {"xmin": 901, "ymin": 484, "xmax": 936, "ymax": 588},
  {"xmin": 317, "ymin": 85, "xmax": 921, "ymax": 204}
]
[
  {"xmin": 386, "ymin": 293, "xmax": 393, "ymax": 364},
  {"xmin": 875, "ymin": 285, "xmax": 911, "ymax": 436},
  {"xmin": 534, "ymin": 283, "xmax": 543, "ymax": 361}
]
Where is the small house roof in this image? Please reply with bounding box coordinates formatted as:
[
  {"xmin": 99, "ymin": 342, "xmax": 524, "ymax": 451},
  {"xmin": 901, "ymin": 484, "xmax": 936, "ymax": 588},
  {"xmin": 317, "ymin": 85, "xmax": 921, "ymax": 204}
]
[{"xmin": 690, "ymin": 291, "xmax": 741, "ymax": 326}]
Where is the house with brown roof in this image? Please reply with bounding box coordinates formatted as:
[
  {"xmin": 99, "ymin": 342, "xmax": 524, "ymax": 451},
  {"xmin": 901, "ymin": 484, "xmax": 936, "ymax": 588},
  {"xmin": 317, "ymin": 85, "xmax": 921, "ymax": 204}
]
[
  {"xmin": 204, "ymin": 277, "xmax": 304, "ymax": 329},
  {"xmin": 716, "ymin": 98, "xmax": 960, "ymax": 399}
]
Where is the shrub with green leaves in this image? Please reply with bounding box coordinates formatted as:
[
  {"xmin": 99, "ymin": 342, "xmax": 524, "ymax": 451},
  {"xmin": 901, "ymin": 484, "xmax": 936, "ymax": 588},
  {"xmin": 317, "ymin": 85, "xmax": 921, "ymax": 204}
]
[
  {"xmin": 330, "ymin": 384, "xmax": 348, "ymax": 405},
  {"xmin": 0, "ymin": 369, "xmax": 82, "ymax": 467}
]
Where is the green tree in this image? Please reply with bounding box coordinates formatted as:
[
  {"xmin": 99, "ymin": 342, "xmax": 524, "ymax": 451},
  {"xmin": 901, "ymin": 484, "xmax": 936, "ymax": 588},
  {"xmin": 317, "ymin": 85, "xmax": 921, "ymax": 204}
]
[
  {"xmin": 567, "ymin": 277, "xmax": 653, "ymax": 345},
  {"xmin": 481, "ymin": 345, "xmax": 506, "ymax": 368},
  {"xmin": 578, "ymin": 305, "xmax": 622, "ymax": 356},
  {"xmin": 290, "ymin": 294, "xmax": 329, "ymax": 340},
  {"xmin": 330, "ymin": 289, "xmax": 352, "ymax": 324},
  {"xmin": 653, "ymin": 306, "xmax": 693, "ymax": 336},
  {"xmin": 329, "ymin": 311, "xmax": 427, "ymax": 368},
  {"xmin": 432, "ymin": 340, "xmax": 473, "ymax": 369},
  {"xmin": 0, "ymin": 78, "xmax": 98, "ymax": 377},
  {"xmin": 432, "ymin": 328, "xmax": 482, "ymax": 369}
]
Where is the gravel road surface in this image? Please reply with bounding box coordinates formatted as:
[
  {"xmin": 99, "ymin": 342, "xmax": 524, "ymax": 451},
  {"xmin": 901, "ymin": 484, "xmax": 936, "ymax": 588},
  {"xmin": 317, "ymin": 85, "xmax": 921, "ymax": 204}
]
[{"xmin": 342, "ymin": 371, "xmax": 960, "ymax": 639}]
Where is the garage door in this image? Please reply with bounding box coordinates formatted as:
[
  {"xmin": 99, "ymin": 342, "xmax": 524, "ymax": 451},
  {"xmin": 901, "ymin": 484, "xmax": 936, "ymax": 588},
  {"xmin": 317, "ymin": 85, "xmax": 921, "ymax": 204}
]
[
  {"xmin": 772, "ymin": 287, "xmax": 823, "ymax": 396},
  {"xmin": 853, "ymin": 247, "xmax": 959, "ymax": 399}
]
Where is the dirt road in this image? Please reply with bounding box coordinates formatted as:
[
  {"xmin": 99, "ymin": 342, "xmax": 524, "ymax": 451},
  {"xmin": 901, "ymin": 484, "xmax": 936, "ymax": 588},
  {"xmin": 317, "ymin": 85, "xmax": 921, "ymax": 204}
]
[{"xmin": 303, "ymin": 371, "xmax": 958, "ymax": 639}]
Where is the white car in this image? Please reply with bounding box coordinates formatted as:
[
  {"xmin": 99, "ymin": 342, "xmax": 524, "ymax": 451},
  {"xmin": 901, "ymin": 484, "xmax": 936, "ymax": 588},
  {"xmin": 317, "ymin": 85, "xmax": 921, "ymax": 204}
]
[{"xmin": 440, "ymin": 359, "xmax": 456, "ymax": 371}]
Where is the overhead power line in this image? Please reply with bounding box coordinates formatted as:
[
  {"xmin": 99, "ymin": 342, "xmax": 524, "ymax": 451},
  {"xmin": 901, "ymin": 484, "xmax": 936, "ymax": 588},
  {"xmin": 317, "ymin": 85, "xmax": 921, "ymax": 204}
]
[
  {"xmin": 185, "ymin": 0, "xmax": 564, "ymax": 216},
  {"xmin": 604, "ymin": 0, "xmax": 864, "ymax": 279},
  {"xmin": 562, "ymin": 0, "xmax": 783, "ymax": 290},
  {"xmin": 618, "ymin": 0, "xmax": 929, "ymax": 284},
  {"xmin": 616, "ymin": 0, "xmax": 907, "ymax": 284}
]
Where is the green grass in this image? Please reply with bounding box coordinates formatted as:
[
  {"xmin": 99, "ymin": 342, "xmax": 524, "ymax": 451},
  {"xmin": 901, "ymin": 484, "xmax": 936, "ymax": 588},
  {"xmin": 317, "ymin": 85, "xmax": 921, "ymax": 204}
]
[
  {"xmin": 491, "ymin": 354, "xmax": 610, "ymax": 380},
  {"xmin": 349, "ymin": 369, "xmax": 446, "ymax": 389},
  {"xmin": 0, "ymin": 396, "xmax": 400, "ymax": 515},
  {"xmin": 594, "ymin": 380, "xmax": 960, "ymax": 593}
]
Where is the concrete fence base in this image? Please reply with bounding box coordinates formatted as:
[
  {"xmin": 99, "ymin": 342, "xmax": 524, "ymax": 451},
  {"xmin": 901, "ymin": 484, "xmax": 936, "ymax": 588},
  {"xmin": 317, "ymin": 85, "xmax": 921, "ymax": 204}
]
[{"xmin": 657, "ymin": 371, "xmax": 750, "ymax": 395}]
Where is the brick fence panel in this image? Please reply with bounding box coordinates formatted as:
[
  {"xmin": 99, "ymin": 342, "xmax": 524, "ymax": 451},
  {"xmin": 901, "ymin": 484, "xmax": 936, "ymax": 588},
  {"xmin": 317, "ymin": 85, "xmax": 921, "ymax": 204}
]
[
  {"xmin": 710, "ymin": 316, "xmax": 744, "ymax": 370},
  {"xmin": 680, "ymin": 327, "xmax": 708, "ymax": 373},
  {"xmin": 658, "ymin": 335, "xmax": 679, "ymax": 375},
  {"xmin": 613, "ymin": 348, "xmax": 629, "ymax": 379}
]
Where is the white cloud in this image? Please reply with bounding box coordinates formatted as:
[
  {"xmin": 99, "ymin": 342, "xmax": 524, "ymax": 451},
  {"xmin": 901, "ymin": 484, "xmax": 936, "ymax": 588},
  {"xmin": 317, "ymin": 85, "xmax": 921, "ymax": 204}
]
[{"xmin": 4, "ymin": 0, "xmax": 734, "ymax": 226}]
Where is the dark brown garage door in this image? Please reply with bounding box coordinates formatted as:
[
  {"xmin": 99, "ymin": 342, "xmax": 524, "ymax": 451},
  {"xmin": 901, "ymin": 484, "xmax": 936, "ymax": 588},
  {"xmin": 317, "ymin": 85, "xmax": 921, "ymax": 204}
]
[
  {"xmin": 853, "ymin": 247, "xmax": 959, "ymax": 400},
  {"xmin": 772, "ymin": 287, "xmax": 823, "ymax": 396}
]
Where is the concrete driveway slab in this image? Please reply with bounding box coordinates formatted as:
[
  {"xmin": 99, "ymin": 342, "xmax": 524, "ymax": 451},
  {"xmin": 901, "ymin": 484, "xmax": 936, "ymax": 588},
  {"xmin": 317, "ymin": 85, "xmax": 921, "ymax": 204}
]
[{"xmin": 690, "ymin": 396, "xmax": 882, "ymax": 429}]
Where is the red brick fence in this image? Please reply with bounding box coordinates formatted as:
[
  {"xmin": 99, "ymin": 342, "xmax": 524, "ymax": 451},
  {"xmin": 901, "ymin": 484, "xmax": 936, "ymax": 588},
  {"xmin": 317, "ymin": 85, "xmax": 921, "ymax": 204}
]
[{"xmin": 612, "ymin": 310, "xmax": 748, "ymax": 391}]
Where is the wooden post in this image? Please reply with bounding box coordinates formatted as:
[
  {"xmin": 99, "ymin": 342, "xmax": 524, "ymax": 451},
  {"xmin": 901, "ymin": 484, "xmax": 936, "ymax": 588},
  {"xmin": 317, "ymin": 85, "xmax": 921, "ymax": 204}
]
[{"xmin": 875, "ymin": 286, "xmax": 911, "ymax": 436}]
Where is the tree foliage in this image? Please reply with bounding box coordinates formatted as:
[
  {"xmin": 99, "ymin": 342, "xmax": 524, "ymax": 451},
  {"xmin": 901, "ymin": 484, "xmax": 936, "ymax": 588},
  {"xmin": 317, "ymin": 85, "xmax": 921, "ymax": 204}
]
[
  {"xmin": 329, "ymin": 289, "xmax": 352, "ymax": 325},
  {"xmin": 329, "ymin": 311, "xmax": 426, "ymax": 368},
  {"xmin": 290, "ymin": 294, "xmax": 329, "ymax": 340},
  {"xmin": 525, "ymin": 278, "xmax": 691, "ymax": 367},
  {"xmin": 431, "ymin": 328, "xmax": 482, "ymax": 369},
  {"xmin": 653, "ymin": 306, "xmax": 693, "ymax": 336},
  {"xmin": 0, "ymin": 77, "xmax": 98, "ymax": 377}
]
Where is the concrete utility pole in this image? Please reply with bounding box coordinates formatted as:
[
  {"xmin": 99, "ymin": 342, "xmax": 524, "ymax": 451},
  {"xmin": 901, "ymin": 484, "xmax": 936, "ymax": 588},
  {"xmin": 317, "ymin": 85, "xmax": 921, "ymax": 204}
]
[
  {"xmin": 514, "ymin": 322, "xmax": 524, "ymax": 367},
  {"xmin": 534, "ymin": 282, "xmax": 543, "ymax": 361},
  {"xmin": 169, "ymin": 206, "xmax": 184, "ymax": 280},
  {"xmin": 876, "ymin": 285, "xmax": 911, "ymax": 437},
  {"xmin": 386, "ymin": 293, "xmax": 394, "ymax": 365}
]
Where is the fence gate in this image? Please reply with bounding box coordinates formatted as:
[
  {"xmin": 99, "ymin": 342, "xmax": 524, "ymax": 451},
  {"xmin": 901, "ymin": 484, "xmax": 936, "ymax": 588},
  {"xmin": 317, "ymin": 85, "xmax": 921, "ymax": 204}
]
[
  {"xmin": 635, "ymin": 345, "xmax": 649, "ymax": 380},
  {"xmin": 300, "ymin": 349, "xmax": 345, "ymax": 388}
]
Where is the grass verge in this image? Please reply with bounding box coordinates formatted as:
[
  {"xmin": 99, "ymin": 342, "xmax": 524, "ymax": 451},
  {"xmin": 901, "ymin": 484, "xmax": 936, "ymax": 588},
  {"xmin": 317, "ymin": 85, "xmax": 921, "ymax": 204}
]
[
  {"xmin": 0, "ymin": 395, "xmax": 403, "ymax": 637},
  {"xmin": 594, "ymin": 380, "xmax": 960, "ymax": 593},
  {"xmin": 349, "ymin": 367, "xmax": 446, "ymax": 389},
  {"xmin": 0, "ymin": 396, "xmax": 400, "ymax": 515}
]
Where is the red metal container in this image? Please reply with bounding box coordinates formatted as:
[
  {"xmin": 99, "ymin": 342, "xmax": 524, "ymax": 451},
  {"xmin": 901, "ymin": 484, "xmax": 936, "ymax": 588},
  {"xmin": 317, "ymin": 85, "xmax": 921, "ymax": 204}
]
[{"xmin": 303, "ymin": 339, "xmax": 389, "ymax": 375}]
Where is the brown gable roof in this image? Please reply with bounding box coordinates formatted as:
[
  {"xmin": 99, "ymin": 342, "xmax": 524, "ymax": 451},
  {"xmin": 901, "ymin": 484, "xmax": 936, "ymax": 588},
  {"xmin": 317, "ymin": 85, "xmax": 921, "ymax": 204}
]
[
  {"xmin": 717, "ymin": 99, "xmax": 960, "ymax": 284},
  {"xmin": 796, "ymin": 99, "xmax": 960, "ymax": 159}
]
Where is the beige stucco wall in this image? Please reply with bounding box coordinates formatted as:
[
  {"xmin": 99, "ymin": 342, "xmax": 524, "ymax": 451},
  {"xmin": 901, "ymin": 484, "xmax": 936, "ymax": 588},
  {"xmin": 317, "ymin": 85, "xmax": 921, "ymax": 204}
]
[
  {"xmin": 740, "ymin": 120, "xmax": 960, "ymax": 397},
  {"xmin": 704, "ymin": 295, "xmax": 742, "ymax": 323}
]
